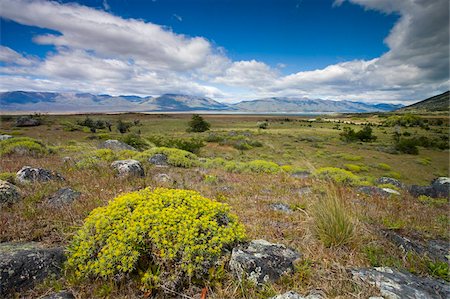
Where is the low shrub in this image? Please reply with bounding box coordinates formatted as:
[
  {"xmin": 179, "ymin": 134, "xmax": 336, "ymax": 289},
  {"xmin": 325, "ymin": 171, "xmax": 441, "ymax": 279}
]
[
  {"xmin": 61, "ymin": 121, "xmax": 83, "ymax": 132},
  {"xmin": 340, "ymin": 125, "xmax": 377, "ymax": 142},
  {"xmin": 0, "ymin": 172, "xmax": 16, "ymax": 184},
  {"xmin": 247, "ymin": 160, "xmax": 281, "ymax": 174},
  {"xmin": 386, "ymin": 171, "xmax": 401, "ymax": 179},
  {"xmin": 344, "ymin": 164, "xmax": 368, "ymax": 173},
  {"xmin": 395, "ymin": 138, "xmax": 419, "ymax": 154},
  {"xmin": 416, "ymin": 157, "xmax": 431, "ymax": 166},
  {"xmin": 66, "ymin": 188, "xmax": 246, "ymax": 291},
  {"xmin": 135, "ymin": 147, "xmax": 199, "ymax": 168},
  {"xmin": 314, "ymin": 167, "xmax": 367, "ymax": 186},
  {"xmin": 332, "ymin": 153, "xmax": 363, "ymax": 161},
  {"xmin": 376, "ymin": 163, "xmax": 392, "ymax": 171},
  {"xmin": 312, "ymin": 188, "xmax": 355, "ymax": 247},
  {"xmin": 147, "ymin": 135, "xmax": 205, "ymax": 153},
  {"xmin": 0, "ymin": 137, "xmax": 48, "ymax": 156},
  {"xmin": 121, "ymin": 133, "xmax": 150, "ymax": 150},
  {"xmin": 187, "ymin": 114, "xmax": 210, "ymax": 132}
]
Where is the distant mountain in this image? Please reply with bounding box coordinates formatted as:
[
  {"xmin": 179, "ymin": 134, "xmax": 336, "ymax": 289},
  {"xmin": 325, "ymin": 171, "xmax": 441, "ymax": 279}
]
[
  {"xmin": 0, "ymin": 91, "xmax": 403, "ymax": 113},
  {"xmin": 396, "ymin": 91, "xmax": 449, "ymax": 112},
  {"xmin": 232, "ymin": 97, "xmax": 403, "ymax": 113}
]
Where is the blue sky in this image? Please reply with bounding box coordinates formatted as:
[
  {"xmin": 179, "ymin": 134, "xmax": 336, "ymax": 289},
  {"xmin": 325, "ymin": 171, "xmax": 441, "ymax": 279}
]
[{"xmin": 0, "ymin": 0, "xmax": 448, "ymax": 103}]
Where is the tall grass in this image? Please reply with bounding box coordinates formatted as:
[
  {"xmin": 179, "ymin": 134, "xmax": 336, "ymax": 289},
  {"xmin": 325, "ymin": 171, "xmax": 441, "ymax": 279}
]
[{"xmin": 312, "ymin": 186, "xmax": 355, "ymax": 247}]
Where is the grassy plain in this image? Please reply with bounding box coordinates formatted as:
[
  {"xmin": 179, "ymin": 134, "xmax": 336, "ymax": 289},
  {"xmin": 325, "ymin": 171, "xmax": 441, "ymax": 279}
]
[{"xmin": 0, "ymin": 112, "xmax": 448, "ymax": 298}]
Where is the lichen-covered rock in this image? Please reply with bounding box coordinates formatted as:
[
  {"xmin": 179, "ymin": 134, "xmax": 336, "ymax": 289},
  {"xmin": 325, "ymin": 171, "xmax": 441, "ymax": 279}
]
[
  {"xmin": 0, "ymin": 180, "xmax": 20, "ymax": 207},
  {"xmin": 153, "ymin": 173, "xmax": 173, "ymax": 183},
  {"xmin": 149, "ymin": 153, "xmax": 169, "ymax": 167},
  {"xmin": 271, "ymin": 290, "xmax": 325, "ymax": 299},
  {"xmin": 111, "ymin": 159, "xmax": 145, "ymax": 177},
  {"xmin": 375, "ymin": 177, "xmax": 405, "ymax": 189},
  {"xmin": 99, "ymin": 139, "xmax": 137, "ymax": 151},
  {"xmin": 45, "ymin": 187, "xmax": 81, "ymax": 207},
  {"xmin": 16, "ymin": 166, "xmax": 64, "ymax": 183},
  {"xmin": 270, "ymin": 203, "xmax": 293, "ymax": 213},
  {"xmin": 0, "ymin": 135, "xmax": 13, "ymax": 141},
  {"xmin": 351, "ymin": 267, "xmax": 450, "ymax": 299},
  {"xmin": 357, "ymin": 186, "xmax": 399, "ymax": 197},
  {"xmin": 0, "ymin": 242, "xmax": 65, "ymax": 297},
  {"xmin": 229, "ymin": 239, "xmax": 301, "ymax": 285},
  {"xmin": 409, "ymin": 177, "xmax": 449, "ymax": 199},
  {"xmin": 41, "ymin": 291, "xmax": 75, "ymax": 299}
]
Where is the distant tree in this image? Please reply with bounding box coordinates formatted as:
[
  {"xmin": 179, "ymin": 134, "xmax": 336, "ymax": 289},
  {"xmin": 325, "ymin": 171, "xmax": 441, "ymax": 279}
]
[
  {"xmin": 187, "ymin": 114, "xmax": 210, "ymax": 132},
  {"xmin": 117, "ymin": 119, "xmax": 132, "ymax": 134},
  {"xmin": 105, "ymin": 121, "xmax": 112, "ymax": 132},
  {"xmin": 257, "ymin": 121, "xmax": 269, "ymax": 129},
  {"xmin": 340, "ymin": 125, "xmax": 376, "ymax": 142}
]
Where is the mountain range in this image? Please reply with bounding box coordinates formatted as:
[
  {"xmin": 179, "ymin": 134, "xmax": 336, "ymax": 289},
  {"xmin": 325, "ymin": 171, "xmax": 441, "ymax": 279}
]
[
  {"xmin": 396, "ymin": 90, "xmax": 449, "ymax": 112},
  {"xmin": 0, "ymin": 91, "xmax": 405, "ymax": 113}
]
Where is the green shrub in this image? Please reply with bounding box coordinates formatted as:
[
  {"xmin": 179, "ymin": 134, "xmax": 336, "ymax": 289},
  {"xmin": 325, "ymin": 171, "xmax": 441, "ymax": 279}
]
[
  {"xmin": 0, "ymin": 172, "xmax": 16, "ymax": 184},
  {"xmin": 75, "ymin": 149, "xmax": 120, "ymax": 169},
  {"xmin": 416, "ymin": 157, "xmax": 431, "ymax": 166},
  {"xmin": 376, "ymin": 163, "xmax": 392, "ymax": 171},
  {"xmin": 0, "ymin": 137, "xmax": 48, "ymax": 156},
  {"xmin": 344, "ymin": 164, "xmax": 368, "ymax": 173},
  {"xmin": 204, "ymin": 175, "xmax": 219, "ymax": 184},
  {"xmin": 312, "ymin": 189, "xmax": 354, "ymax": 247},
  {"xmin": 135, "ymin": 147, "xmax": 199, "ymax": 168},
  {"xmin": 147, "ymin": 135, "xmax": 205, "ymax": 153},
  {"xmin": 383, "ymin": 114, "xmax": 423, "ymax": 127},
  {"xmin": 314, "ymin": 167, "xmax": 361, "ymax": 185},
  {"xmin": 333, "ymin": 153, "xmax": 363, "ymax": 161},
  {"xmin": 247, "ymin": 160, "xmax": 280, "ymax": 174},
  {"xmin": 120, "ymin": 133, "xmax": 150, "ymax": 150},
  {"xmin": 386, "ymin": 171, "xmax": 401, "ymax": 179},
  {"xmin": 395, "ymin": 138, "xmax": 419, "ymax": 154},
  {"xmin": 340, "ymin": 125, "xmax": 377, "ymax": 142},
  {"xmin": 66, "ymin": 188, "xmax": 246, "ymax": 291},
  {"xmin": 187, "ymin": 114, "xmax": 210, "ymax": 132},
  {"xmin": 257, "ymin": 121, "xmax": 268, "ymax": 129},
  {"xmin": 61, "ymin": 121, "xmax": 83, "ymax": 132}
]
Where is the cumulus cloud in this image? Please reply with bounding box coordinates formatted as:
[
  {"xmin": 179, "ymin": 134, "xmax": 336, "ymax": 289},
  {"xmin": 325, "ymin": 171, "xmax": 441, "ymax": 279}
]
[{"xmin": 0, "ymin": 0, "xmax": 448, "ymax": 103}]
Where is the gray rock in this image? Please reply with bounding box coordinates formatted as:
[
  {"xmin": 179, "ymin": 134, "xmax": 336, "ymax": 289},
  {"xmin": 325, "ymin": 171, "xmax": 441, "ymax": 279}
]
[
  {"xmin": 153, "ymin": 173, "xmax": 172, "ymax": 183},
  {"xmin": 15, "ymin": 116, "xmax": 40, "ymax": 127},
  {"xmin": 229, "ymin": 239, "xmax": 301, "ymax": 285},
  {"xmin": 297, "ymin": 186, "xmax": 312, "ymax": 197},
  {"xmin": 383, "ymin": 229, "xmax": 449, "ymax": 263},
  {"xmin": 291, "ymin": 171, "xmax": 311, "ymax": 179},
  {"xmin": 99, "ymin": 139, "xmax": 137, "ymax": 151},
  {"xmin": 111, "ymin": 159, "xmax": 145, "ymax": 177},
  {"xmin": 0, "ymin": 242, "xmax": 65, "ymax": 297},
  {"xmin": 270, "ymin": 203, "xmax": 293, "ymax": 213},
  {"xmin": 375, "ymin": 177, "xmax": 405, "ymax": 189},
  {"xmin": 0, "ymin": 135, "xmax": 13, "ymax": 141},
  {"xmin": 45, "ymin": 187, "xmax": 81, "ymax": 207},
  {"xmin": 409, "ymin": 177, "xmax": 449, "ymax": 199},
  {"xmin": 351, "ymin": 267, "xmax": 450, "ymax": 299},
  {"xmin": 0, "ymin": 180, "xmax": 20, "ymax": 207},
  {"xmin": 271, "ymin": 290, "xmax": 325, "ymax": 299},
  {"xmin": 357, "ymin": 186, "xmax": 399, "ymax": 197},
  {"xmin": 16, "ymin": 166, "xmax": 64, "ymax": 183},
  {"xmin": 41, "ymin": 291, "xmax": 75, "ymax": 299},
  {"xmin": 149, "ymin": 154, "xmax": 169, "ymax": 167}
]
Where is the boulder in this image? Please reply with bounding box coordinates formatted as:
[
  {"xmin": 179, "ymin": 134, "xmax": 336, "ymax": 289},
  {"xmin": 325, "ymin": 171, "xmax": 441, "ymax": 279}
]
[
  {"xmin": 15, "ymin": 116, "xmax": 40, "ymax": 127},
  {"xmin": 357, "ymin": 186, "xmax": 399, "ymax": 197},
  {"xmin": 41, "ymin": 291, "xmax": 75, "ymax": 299},
  {"xmin": 270, "ymin": 203, "xmax": 293, "ymax": 213},
  {"xmin": 16, "ymin": 166, "xmax": 64, "ymax": 183},
  {"xmin": 0, "ymin": 135, "xmax": 13, "ymax": 141},
  {"xmin": 0, "ymin": 242, "xmax": 65, "ymax": 297},
  {"xmin": 409, "ymin": 177, "xmax": 449, "ymax": 199},
  {"xmin": 149, "ymin": 154, "xmax": 169, "ymax": 167},
  {"xmin": 271, "ymin": 290, "xmax": 325, "ymax": 299},
  {"xmin": 351, "ymin": 267, "xmax": 450, "ymax": 299},
  {"xmin": 375, "ymin": 177, "xmax": 405, "ymax": 189},
  {"xmin": 99, "ymin": 139, "xmax": 137, "ymax": 151},
  {"xmin": 0, "ymin": 180, "xmax": 21, "ymax": 207},
  {"xmin": 111, "ymin": 159, "xmax": 145, "ymax": 177},
  {"xmin": 382, "ymin": 229, "xmax": 449, "ymax": 263},
  {"xmin": 45, "ymin": 187, "xmax": 81, "ymax": 207},
  {"xmin": 229, "ymin": 239, "xmax": 301, "ymax": 285},
  {"xmin": 153, "ymin": 173, "xmax": 172, "ymax": 183}
]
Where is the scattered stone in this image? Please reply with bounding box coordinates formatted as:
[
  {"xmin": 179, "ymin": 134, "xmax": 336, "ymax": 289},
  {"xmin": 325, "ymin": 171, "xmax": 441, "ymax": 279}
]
[
  {"xmin": 149, "ymin": 154, "xmax": 169, "ymax": 167},
  {"xmin": 409, "ymin": 177, "xmax": 449, "ymax": 199},
  {"xmin": 15, "ymin": 116, "xmax": 40, "ymax": 127},
  {"xmin": 351, "ymin": 267, "xmax": 450, "ymax": 299},
  {"xmin": 270, "ymin": 203, "xmax": 293, "ymax": 213},
  {"xmin": 296, "ymin": 186, "xmax": 312, "ymax": 196},
  {"xmin": 0, "ymin": 242, "xmax": 65, "ymax": 297},
  {"xmin": 0, "ymin": 180, "xmax": 20, "ymax": 207},
  {"xmin": 291, "ymin": 171, "xmax": 311, "ymax": 179},
  {"xmin": 0, "ymin": 135, "xmax": 12, "ymax": 141},
  {"xmin": 62, "ymin": 156, "xmax": 73, "ymax": 163},
  {"xmin": 270, "ymin": 290, "xmax": 325, "ymax": 299},
  {"xmin": 99, "ymin": 139, "xmax": 137, "ymax": 151},
  {"xmin": 111, "ymin": 160, "xmax": 145, "ymax": 177},
  {"xmin": 375, "ymin": 177, "xmax": 405, "ymax": 189},
  {"xmin": 153, "ymin": 173, "xmax": 172, "ymax": 184},
  {"xmin": 16, "ymin": 166, "xmax": 64, "ymax": 183},
  {"xmin": 218, "ymin": 186, "xmax": 233, "ymax": 193},
  {"xmin": 45, "ymin": 187, "xmax": 81, "ymax": 207},
  {"xmin": 357, "ymin": 186, "xmax": 399, "ymax": 197},
  {"xmin": 229, "ymin": 239, "xmax": 301, "ymax": 285},
  {"xmin": 382, "ymin": 229, "xmax": 449, "ymax": 263},
  {"xmin": 41, "ymin": 291, "xmax": 75, "ymax": 299}
]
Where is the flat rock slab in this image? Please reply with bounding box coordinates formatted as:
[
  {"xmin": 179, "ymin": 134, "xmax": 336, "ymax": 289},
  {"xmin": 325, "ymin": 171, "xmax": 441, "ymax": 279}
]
[
  {"xmin": 375, "ymin": 177, "xmax": 405, "ymax": 189},
  {"xmin": 0, "ymin": 242, "xmax": 65, "ymax": 297},
  {"xmin": 229, "ymin": 239, "xmax": 301, "ymax": 285},
  {"xmin": 149, "ymin": 154, "xmax": 169, "ymax": 167},
  {"xmin": 409, "ymin": 177, "xmax": 450, "ymax": 199},
  {"xmin": 0, "ymin": 180, "xmax": 21, "ymax": 207},
  {"xmin": 351, "ymin": 267, "xmax": 450, "ymax": 299},
  {"xmin": 271, "ymin": 290, "xmax": 324, "ymax": 299},
  {"xmin": 99, "ymin": 139, "xmax": 137, "ymax": 151},
  {"xmin": 0, "ymin": 135, "xmax": 13, "ymax": 141},
  {"xmin": 111, "ymin": 159, "xmax": 145, "ymax": 177},
  {"xmin": 270, "ymin": 203, "xmax": 293, "ymax": 213},
  {"xmin": 45, "ymin": 187, "xmax": 81, "ymax": 207},
  {"xmin": 357, "ymin": 186, "xmax": 399, "ymax": 197},
  {"xmin": 16, "ymin": 166, "xmax": 64, "ymax": 183}
]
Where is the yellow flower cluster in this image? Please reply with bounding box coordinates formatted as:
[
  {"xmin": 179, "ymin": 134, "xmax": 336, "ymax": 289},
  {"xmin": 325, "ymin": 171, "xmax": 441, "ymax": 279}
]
[{"xmin": 66, "ymin": 188, "xmax": 246, "ymax": 290}]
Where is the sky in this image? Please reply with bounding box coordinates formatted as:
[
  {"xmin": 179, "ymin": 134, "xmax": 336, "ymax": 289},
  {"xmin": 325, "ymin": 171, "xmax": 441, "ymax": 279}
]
[{"xmin": 0, "ymin": 0, "xmax": 449, "ymax": 104}]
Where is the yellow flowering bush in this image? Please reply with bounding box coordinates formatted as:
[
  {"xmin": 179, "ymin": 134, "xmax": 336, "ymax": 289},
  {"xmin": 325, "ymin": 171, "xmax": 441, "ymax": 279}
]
[
  {"xmin": 0, "ymin": 137, "xmax": 48, "ymax": 156},
  {"xmin": 66, "ymin": 188, "xmax": 246, "ymax": 291}
]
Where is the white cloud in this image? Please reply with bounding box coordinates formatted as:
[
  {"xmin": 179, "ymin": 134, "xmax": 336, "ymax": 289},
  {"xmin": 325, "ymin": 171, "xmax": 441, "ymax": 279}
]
[{"xmin": 0, "ymin": 0, "xmax": 448, "ymax": 103}]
